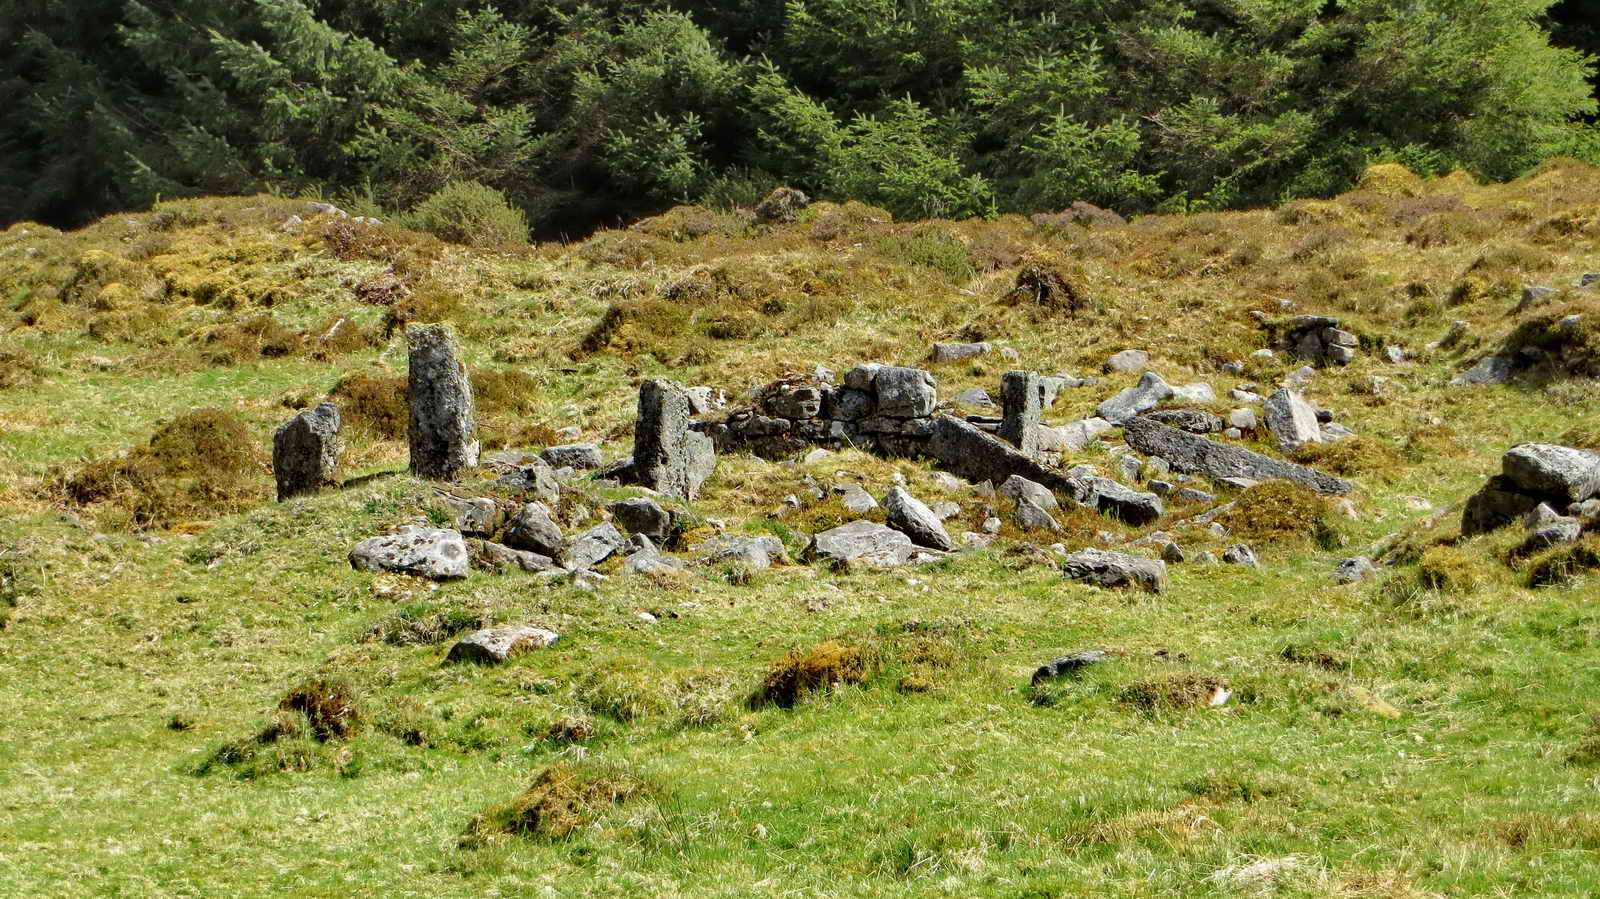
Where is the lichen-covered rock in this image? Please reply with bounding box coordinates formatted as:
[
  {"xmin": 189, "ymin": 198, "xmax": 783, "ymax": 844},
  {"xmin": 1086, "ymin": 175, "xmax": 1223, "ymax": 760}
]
[
  {"xmin": 1145, "ymin": 409, "xmax": 1223, "ymax": 434},
  {"xmin": 873, "ymin": 366, "xmax": 938, "ymax": 417},
  {"xmin": 633, "ymin": 379, "xmax": 716, "ymax": 500},
  {"xmin": 503, "ymin": 502, "xmax": 564, "ymax": 556},
  {"xmin": 1222, "ymin": 543, "xmax": 1259, "ymax": 567},
  {"xmin": 1122, "ymin": 418, "xmax": 1352, "ymax": 495},
  {"xmin": 1103, "ymin": 349, "xmax": 1149, "ymax": 373},
  {"xmin": 836, "ymin": 483, "xmax": 879, "ymax": 515},
  {"xmin": 540, "ymin": 443, "xmax": 603, "ymax": 470},
  {"xmin": 1452, "ymin": 355, "xmax": 1514, "ymax": 386},
  {"xmin": 1263, "ymin": 388, "xmax": 1323, "ymax": 454},
  {"xmin": 999, "ymin": 370, "xmax": 1042, "ymax": 456},
  {"xmin": 470, "ymin": 540, "xmax": 557, "ymax": 572},
  {"xmin": 699, "ymin": 535, "xmax": 787, "ymax": 569},
  {"xmin": 1068, "ymin": 476, "xmax": 1164, "ymax": 527},
  {"xmin": 437, "ymin": 494, "xmax": 503, "ymax": 537},
  {"xmin": 495, "ymin": 459, "xmax": 560, "ymax": 505},
  {"xmin": 564, "ymin": 521, "xmax": 624, "ymax": 571},
  {"xmin": 1333, "ymin": 556, "xmax": 1376, "ymax": 584},
  {"xmin": 804, "ymin": 520, "xmax": 918, "ymax": 566},
  {"xmin": 882, "ymin": 487, "xmax": 955, "ymax": 550},
  {"xmin": 932, "ymin": 342, "xmax": 992, "ymax": 363},
  {"xmin": 350, "ymin": 526, "xmax": 468, "ymax": 580},
  {"xmin": 609, "ymin": 497, "xmax": 672, "ymax": 539},
  {"xmin": 1501, "ymin": 444, "xmax": 1600, "ymax": 504},
  {"xmin": 406, "ymin": 323, "xmax": 478, "ymax": 480},
  {"xmin": 446, "ymin": 626, "xmax": 559, "ymax": 663},
  {"xmin": 273, "ymin": 402, "xmax": 341, "ymax": 501},
  {"xmin": 1000, "ymin": 475, "xmax": 1058, "ymax": 513},
  {"xmin": 1061, "ymin": 549, "xmax": 1166, "ymax": 593},
  {"xmin": 1096, "ymin": 371, "xmax": 1174, "ymax": 424}
]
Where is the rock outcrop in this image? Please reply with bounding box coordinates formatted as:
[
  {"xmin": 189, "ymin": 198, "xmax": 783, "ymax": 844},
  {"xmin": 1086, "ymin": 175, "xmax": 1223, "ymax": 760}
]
[{"xmin": 1122, "ymin": 418, "xmax": 1353, "ymax": 495}]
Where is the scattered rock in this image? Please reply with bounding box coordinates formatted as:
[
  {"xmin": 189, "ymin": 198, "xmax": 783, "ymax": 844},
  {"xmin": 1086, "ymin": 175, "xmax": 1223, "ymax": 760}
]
[
  {"xmin": 623, "ymin": 548, "xmax": 685, "ymax": 575},
  {"xmin": 804, "ymin": 520, "xmax": 919, "ymax": 567},
  {"xmin": 540, "ymin": 443, "xmax": 602, "ymax": 470},
  {"xmin": 951, "ymin": 387, "xmax": 995, "ymax": 407},
  {"xmin": 1061, "ymin": 548, "xmax": 1167, "ymax": 593},
  {"xmin": 503, "ymin": 502, "xmax": 564, "ymax": 556},
  {"xmin": 1031, "ymin": 651, "xmax": 1109, "ymax": 684},
  {"xmin": 273, "ymin": 402, "xmax": 341, "ymax": 501},
  {"xmin": 1104, "ymin": 349, "xmax": 1149, "ymax": 373},
  {"xmin": 1520, "ymin": 285, "xmax": 1557, "ymax": 310},
  {"xmin": 1145, "ymin": 409, "xmax": 1224, "ymax": 434},
  {"xmin": 1058, "ymin": 417, "xmax": 1114, "ymax": 450},
  {"xmin": 471, "ymin": 540, "xmax": 557, "ymax": 573},
  {"xmin": 1501, "ymin": 444, "xmax": 1600, "ymax": 504},
  {"xmin": 1222, "ymin": 543, "xmax": 1259, "ymax": 567},
  {"xmin": 446, "ymin": 626, "xmax": 559, "ymax": 664},
  {"xmin": 929, "ymin": 501, "xmax": 960, "ymax": 521},
  {"xmin": 882, "ymin": 487, "xmax": 956, "ymax": 550},
  {"xmin": 406, "ymin": 324, "xmax": 479, "ymax": 480},
  {"xmin": 1452, "ymin": 355, "xmax": 1514, "ymax": 386},
  {"xmin": 1122, "ymin": 418, "xmax": 1352, "ymax": 495},
  {"xmin": 1332, "ymin": 556, "xmax": 1375, "ymax": 584},
  {"xmin": 683, "ymin": 386, "xmax": 726, "ymax": 415},
  {"xmin": 1263, "ymin": 388, "xmax": 1323, "ymax": 454},
  {"xmin": 609, "ymin": 497, "xmax": 672, "ymax": 539},
  {"xmin": 1160, "ymin": 542, "xmax": 1185, "ymax": 564},
  {"xmin": 931, "ymin": 341, "xmax": 992, "ymax": 363},
  {"xmin": 1014, "ymin": 498, "xmax": 1063, "ymax": 532},
  {"xmin": 1000, "ymin": 475, "xmax": 1059, "ymax": 512},
  {"xmin": 929, "ymin": 472, "xmax": 965, "ymax": 492},
  {"xmin": 350, "ymin": 526, "xmax": 469, "ymax": 580},
  {"xmin": 1096, "ymin": 371, "xmax": 1174, "ymax": 424},
  {"xmin": 700, "ymin": 535, "xmax": 787, "ymax": 569},
  {"xmin": 836, "ymin": 483, "xmax": 880, "ymax": 515},
  {"xmin": 1068, "ymin": 476, "xmax": 1164, "ymax": 526},
  {"xmin": 1382, "ymin": 345, "xmax": 1408, "ymax": 364},
  {"xmin": 753, "ymin": 186, "xmax": 810, "ymax": 223},
  {"xmin": 1169, "ymin": 382, "xmax": 1216, "ymax": 404},
  {"xmin": 1519, "ymin": 520, "xmax": 1582, "ymax": 556},
  {"xmin": 495, "ymin": 460, "xmax": 560, "ymax": 505},
  {"xmin": 437, "ymin": 494, "xmax": 503, "ymax": 537},
  {"xmin": 1228, "ymin": 408, "xmax": 1257, "ymax": 431},
  {"xmin": 564, "ymin": 522, "xmax": 624, "ymax": 571}
]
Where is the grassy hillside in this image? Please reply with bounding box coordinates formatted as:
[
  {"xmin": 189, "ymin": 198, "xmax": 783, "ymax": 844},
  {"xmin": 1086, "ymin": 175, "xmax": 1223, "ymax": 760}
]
[{"xmin": 2, "ymin": 161, "xmax": 1600, "ymax": 896}]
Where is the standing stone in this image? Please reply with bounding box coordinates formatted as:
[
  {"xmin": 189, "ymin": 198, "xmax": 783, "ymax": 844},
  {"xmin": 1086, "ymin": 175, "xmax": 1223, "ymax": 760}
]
[
  {"xmin": 273, "ymin": 402, "xmax": 341, "ymax": 501},
  {"xmin": 406, "ymin": 323, "xmax": 478, "ymax": 480},
  {"xmin": 999, "ymin": 370, "xmax": 1043, "ymax": 456},
  {"xmin": 634, "ymin": 379, "xmax": 717, "ymax": 500},
  {"xmin": 1263, "ymin": 388, "xmax": 1323, "ymax": 454}
]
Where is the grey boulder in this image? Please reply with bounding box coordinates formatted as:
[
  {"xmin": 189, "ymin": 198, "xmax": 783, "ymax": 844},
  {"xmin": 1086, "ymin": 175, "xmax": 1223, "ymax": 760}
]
[
  {"xmin": 610, "ymin": 497, "xmax": 673, "ymax": 539},
  {"xmin": 541, "ymin": 443, "xmax": 603, "ymax": 470},
  {"xmin": 1501, "ymin": 444, "xmax": 1600, "ymax": 504},
  {"xmin": 503, "ymin": 502, "xmax": 564, "ymax": 556},
  {"xmin": 564, "ymin": 522, "xmax": 625, "ymax": 571},
  {"xmin": 883, "ymin": 487, "xmax": 956, "ymax": 550},
  {"xmin": 446, "ymin": 626, "xmax": 559, "ymax": 663},
  {"xmin": 1061, "ymin": 549, "xmax": 1167, "ymax": 593},
  {"xmin": 350, "ymin": 526, "xmax": 468, "ymax": 580},
  {"xmin": 1096, "ymin": 372, "xmax": 1174, "ymax": 425}
]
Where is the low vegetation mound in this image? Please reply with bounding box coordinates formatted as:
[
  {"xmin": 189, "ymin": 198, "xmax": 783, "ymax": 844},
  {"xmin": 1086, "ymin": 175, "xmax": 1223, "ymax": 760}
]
[
  {"xmin": 461, "ymin": 763, "xmax": 652, "ymax": 847},
  {"xmin": 1216, "ymin": 481, "xmax": 1340, "ymax": 548},
  {"xmin": 760, "ymin": 640, "xmax": 881, "ymax": 708},
  {"xmin": 58, "ymin": 408, "xmax": 266, "ymax": 529}
]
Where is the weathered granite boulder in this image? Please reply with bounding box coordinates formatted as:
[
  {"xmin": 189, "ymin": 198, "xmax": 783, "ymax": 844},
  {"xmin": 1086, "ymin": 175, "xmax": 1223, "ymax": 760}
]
[
  {"xmin": 495, "ymin": 459, "xmax": 560, "ymax": 505},
  {"xmin": 1263, "ymin": 388, "xmax": 1323, "ymax": 454},
  {"xmin": 882, "ymin": 487, "xmax": 956, "ymax": 550},
  {"xmin": 1332, "ymin": 556, "xmax": 1376, "ymax": 584},
  {"xmin": 1145, "ymin": 409, "xmax": 1223, "ymax": 434},
  {"xmin": 1061, "ymin": 549, "xmax": 1166, "ymax": 593},
  {"xmin": 446, "ymin": 626, "xmax": 559, "ymax": 663},
  {"xmin": 437, "ymin": 494, "xmax": 503, "ymax": 537},
  {"xmin": 804, "ymin": 520, "xmax": 919, "ymax": 567},
  {"xmin": 1068, "ymin": 476, "xmax": 1164, "ymax": 527},
  {"xmin": 470, "ymin": 540, "xmax": 556, "ymax": 573},
  {"xmin": 1452, "ymin": 355, "xmax": 1514, "ymax": 386},
  {"xmin": 699, "ymin": 535, "xmax": 787, "ymax": 569},
  {"xmin": 1096, "ymin": 371, "xmax": 1174, "ymax": 424},
  {"xmin": 406, "ymin": 323, "xmax": 478, "ymax": 480},
  {"xmin": 1222, "ymin": 543, "xmax": 1259, "ymax": 568},
  {"xmin": 273, "ymin": 402, "xmax": 341, "ymax": 501},
  {"xmin": 1000, "ymin": 475, "xmax": 1059, "ymax": 513},
  {"xmin": 1501, "ymin": 444, "xmax": 1600, "ymax": 504},
  {"xmin": 540, "ymin": 443, "xmax": 603, "ymax": 470},
  {"xmin": 927, "ymin": 416, "xmax": 1076, "ymax": 495},
  {"xmin": 349, "ymin": 526, "xmax": 468, "ymax": 580},
  {"xmin": 503, "ymin": 502, "xmax": 564, "ymax": 557},
  {"xmin": 873, "ymin": 366, "xmax": 938, "ymax": 417},
  {"xmin": 609, "ymin": 497, "xmax": 672, "ymax": 540},
  {"xmin": 634, "ymin": 379, "xmax": 716, "ymax": 500},
  {"xmin": 1122, "ymin": 418, "xmax": 1353, "ymax": 495},
  {"xmin": 564, "ymin": 522, "xmax": 625, "ymax": 571},
  {"xmin": 1104, "ymin": 349, "xmax": 1149, "ymax": 373},
  {"xmin": 836, "ymin": 483, "xmax": 880, "ymax": 515},
  {"xmin": 932, "ymin": 342, "xmax": 992, "ymax": 363},
  {"xmin": 1058, "ymin": 417, "xmax": 1114, "ymax": 451}
]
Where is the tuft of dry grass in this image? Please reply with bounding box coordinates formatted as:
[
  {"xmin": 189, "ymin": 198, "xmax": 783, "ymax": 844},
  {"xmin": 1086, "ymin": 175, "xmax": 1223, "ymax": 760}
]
[
  {"xmin": 1217, "ymin": 480, "xmax": 1341, "ymax": 547},
  {"xmin": 1117, "ymin": 672, "xmax": 1231, "ymax": 712},
  {"xmin": 461, "ymin": 763, "xmax": 652, "ymax": 846},
  {"xmin": 759, "ymin": 640, "xmax": 881, "ymax": 708}
]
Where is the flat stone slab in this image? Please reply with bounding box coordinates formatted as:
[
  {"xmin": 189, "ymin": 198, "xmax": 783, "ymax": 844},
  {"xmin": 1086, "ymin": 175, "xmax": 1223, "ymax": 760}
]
[
  {"xmin": 446, "ymin": 626, "xmax": 559, "ymax": 663},
  {"xmin": 1122, "ymin": 418, "xmax": 1352, "ymax": 495},
  {"xmin": 1061, "ymin": 548, "xmax": 1166, "ymax": 593},
  {"xmin": 804, "ymin": 520, "xmax": 917, "ymax": 566},
  {"xmin": 349, "ymin": 526, "xmax": 468, "ymax": 580}
]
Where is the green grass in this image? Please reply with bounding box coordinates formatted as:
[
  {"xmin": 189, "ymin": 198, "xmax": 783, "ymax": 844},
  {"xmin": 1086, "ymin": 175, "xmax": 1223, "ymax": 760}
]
[{"xmin": 3, "ymin": 171, "xmax": 1600, "ymax": 895}]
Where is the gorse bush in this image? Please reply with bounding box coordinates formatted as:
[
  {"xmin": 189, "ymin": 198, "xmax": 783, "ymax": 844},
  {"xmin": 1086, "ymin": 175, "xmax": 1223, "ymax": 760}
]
[{"xmin": 406, "ymin": 181, "xmax": 528, "ymax": 247}]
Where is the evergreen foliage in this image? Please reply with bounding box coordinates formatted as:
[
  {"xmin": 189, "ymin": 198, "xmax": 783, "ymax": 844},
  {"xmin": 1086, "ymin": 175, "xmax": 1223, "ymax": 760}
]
[{"xmin": 3, "ymin": 0, "xmax": 1598, "ymax": 235}]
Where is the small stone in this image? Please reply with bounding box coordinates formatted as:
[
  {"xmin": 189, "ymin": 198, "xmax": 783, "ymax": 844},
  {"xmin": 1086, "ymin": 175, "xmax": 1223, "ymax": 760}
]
[
  {"xmin": 1250, "ymin": 349, "xmax": 1275, "ymax": 361},
  {"xmin": 446, "ymin": 626, "xmax": 559, "ymax": 664},
  {"xmin": 931, "ymin": 341, "xmax": 992, "ymax": 363},
  {"xmin": 1169, "ymin": 382, "xmax": 1216, "ymax": 404},
  {"xmin": 503, "ymin": 502, "xmax": 564, "ymax": 556},
  {"xmin": 1161, "ymin": 542, "xmax": 1185, "ymax": 564},
  {"xmin": 1452, "ymin": 355, "xmax": 1514, "ymax": 387},
  {"xmin": 1058, "ymin": 417, "xmax": 1114, "ymax": 451},
  {"xmin": 1263, "ymin": 388, "xmax": 1322, "ymax": 454},
  {"xmin": 1229, "ymin": 388, "xmax": 1263, "ymax": 404},
  {"xmin": 1104, "ymin": 349, "xmax": 1149, "ymax": 373},
  {"xmin": 930, "ymin": 472, "xmax": 965, "ymax": 491},
  {"xmin": 882, "ymin": 487, "xmax": 956, "ymax": 550},
  {"xmin": 804, "ymin": 520, "xmax": 919, "ymax": 567},
  {"xmin": 952, "ymin": 387, "xmax": 995, "ymax": 407},
  {"xmin": 1333, "ymin": 556, "xmax": 1375, "ymax": 584},
  {"xmin": 540, "ymin": 443, "xmax": 603, "ymax": 470},
  {"xmin": 981, "ymin": 516, "xmax": 1002, "ymax": 535},
  {"xmin": 802, "ymin": 448, "xmax": 835, "ymax": 465},
  {"xmin": 1222, "ymin": 543, "xmax": 1259, "ymax": 567},
  {"xmin": 930, "ymin": 501, "xmax": 961, "ymax": 521},
  {"xmin": 438, "ymin": 494, "xmax": 502, "ymax": 537},
  {"xmin": 471, "ymin": 540, "xmax": 557, "ymax": 573},
  {"xmin": 1176, "ymin": 487, "xmax": 1215, "ymax": 503},
  {"xmin": 1061, "ymin": 549, "xmax": 1167, "ymax": 593},
  {"xmin": 836, "ymin": 483, "xmax": 880, "ymax": 515},
  {"xmin": 1014, "ymin": 497, "xmax": 1063, "ymax": 532},
  {"xmin": 633, "ymin": 379, "xmax": 717, "ymax": 500},
  {"xmin": 349, "ymin": 526, "xmax": 469, "ymax": 580},
  {"xmin": 1031, "ymin": 651, "xmax": 1109, "ymax": 684},
  {"xmin": 1382, "ymin": 345, "xmax": 1408, "ymax": 364},
  {"xmin": 609, "ymin": 497, "xmax": 672, "ymax": 539},
  {"xmin": 564, "ymin": 522, "xmax": 624, "ymax": 571}
]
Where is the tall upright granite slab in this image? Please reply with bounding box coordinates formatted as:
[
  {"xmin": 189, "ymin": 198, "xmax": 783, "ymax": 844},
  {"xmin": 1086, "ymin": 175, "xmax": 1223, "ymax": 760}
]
[
  {"xmin": 406, "ymin": 323, "xmax": 479, "ymax": 480},
  {"xmin": 998, "ymin": 370, "xmax": 1042, "ymax": 456},
  {"xmin": 634, "ymin": 379, "xmax": 717, "ymax": 500},
  {"xmin": 273, "ymin": 402, "xmax": 341, "ymax": 501}
]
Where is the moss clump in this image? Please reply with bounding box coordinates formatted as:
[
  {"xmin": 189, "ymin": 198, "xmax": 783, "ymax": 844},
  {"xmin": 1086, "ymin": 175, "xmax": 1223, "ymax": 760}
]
[
  {"xmin": 0, "ymin": 346, "xmax": 45, "ymax": 390},
  {"xmin": 1118, "ymin": 673, "xmax": 1231, "ymax": 712},
  {"xmin": 59, "ymin": 408, "xmax": 266, "ymax": 529},
  {"xmin": 380, "ymin": 281, "xmax": 465, "ymax": 335},
  {"xmin": 406, "ymin": 180, "xmax": 528, "ymax": 247},
  {"xmin": 329, "ymin": 373, "xmax": 408, "ymax": 440},
  {"xmin": 1291, "ymin": 437, "xmax": 1402, "ymax": 476},
  {"xmin": 461, "ymin": 763, "xmax": 651, "ymax": 846},
  {"xmin": 1524, "ymin": 536, "xmax": 1600, "ymax": 588},
  {"xmin": 1356, "ymin": 163, "xmax": 1423, "ymax": 198},
  {"xmin": 277, "ymin": 678, "xmax": 363, "ymax": 742},
  {"xmin": 365, "ymin": 602, "xmax": 482, "ymax": 646},
  {"xmin": 760, "ymin": 640, "xmax": 880, "ymax": 708},
  {"xmin": 1216, "ymin": 481, "xmax": 1340, "ymax": 547},
  {"xmin": 1004, "ymin": 246, "xmax": 1089, "ymax": 315},
  {"xmin": 1416, "ymin": 544, "xmax": 1491, "ymax": 593}
]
